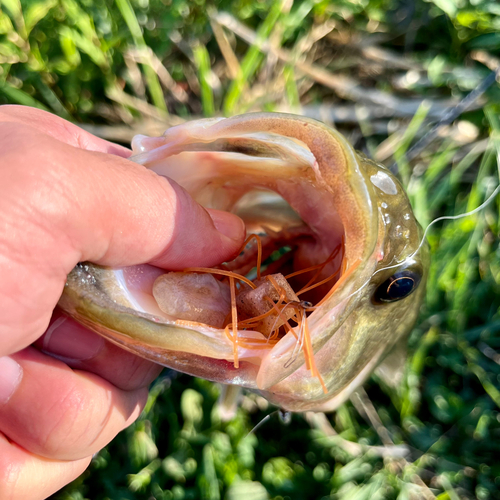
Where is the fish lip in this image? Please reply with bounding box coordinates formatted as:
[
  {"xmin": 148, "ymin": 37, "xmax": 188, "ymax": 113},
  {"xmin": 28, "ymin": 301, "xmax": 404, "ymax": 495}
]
[{"xmin": 61, "ymin": 113, "xmax": 381, "ymax": 398}]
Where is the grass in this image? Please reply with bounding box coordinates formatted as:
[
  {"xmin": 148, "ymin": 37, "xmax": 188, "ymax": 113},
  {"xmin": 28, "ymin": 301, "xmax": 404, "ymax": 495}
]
[{"xmin": 1, "ymin": 0, "xmax": 499, "ymax": 498}]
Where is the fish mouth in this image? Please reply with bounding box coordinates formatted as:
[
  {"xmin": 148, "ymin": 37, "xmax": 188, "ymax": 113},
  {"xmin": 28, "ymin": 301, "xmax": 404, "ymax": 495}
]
[{"xmin": 61, "ymin": 113, "xmax": 378, "ymax": 399}]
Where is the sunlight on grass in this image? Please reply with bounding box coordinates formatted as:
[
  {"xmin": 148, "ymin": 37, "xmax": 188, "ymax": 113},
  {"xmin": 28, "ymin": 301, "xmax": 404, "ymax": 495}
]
[{"xmin": 1, "ymin": 0, "xmax": 499, "ymax": 498}]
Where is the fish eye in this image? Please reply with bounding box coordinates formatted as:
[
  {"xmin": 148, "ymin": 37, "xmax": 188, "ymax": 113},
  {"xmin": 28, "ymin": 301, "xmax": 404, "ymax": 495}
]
[{"xmin": 373, "ymin": 270, "xmax": 422, "ymax": 304}]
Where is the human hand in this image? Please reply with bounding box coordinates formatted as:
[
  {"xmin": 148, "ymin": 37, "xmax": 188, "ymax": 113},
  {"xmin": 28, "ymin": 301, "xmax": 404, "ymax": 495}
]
[{"xmin": 0, "ymin": 105, "xmax": 245, "ymax": 499}]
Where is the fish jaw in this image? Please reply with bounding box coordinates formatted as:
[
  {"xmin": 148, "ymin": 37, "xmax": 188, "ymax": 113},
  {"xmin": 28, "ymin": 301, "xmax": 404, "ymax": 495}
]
[
  {"xmin": 131, "ymin": 113, "xmax": 376, "ymax": 266},
  {"xmin": 59, "ymin": 113, "xmax": 428, "ymax": 412}
]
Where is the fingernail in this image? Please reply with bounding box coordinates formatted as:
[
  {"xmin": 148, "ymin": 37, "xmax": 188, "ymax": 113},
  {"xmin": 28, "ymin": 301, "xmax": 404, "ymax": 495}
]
[
  {"xmin": 209, "ymin": 210, "xmax": 246, "ymax": 241},
  {"xmin": 0, "ymin": 356, "xmax": 23, "ymax": 405},
  {"xmin": 42, "ymin": 315, "xmax": 104, "ymax": 361}
]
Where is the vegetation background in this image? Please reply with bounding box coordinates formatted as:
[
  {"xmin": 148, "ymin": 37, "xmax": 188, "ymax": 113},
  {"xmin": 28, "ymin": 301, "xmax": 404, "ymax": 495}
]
[{"xmin": 1, "ymin": 0, "xmax": 499, "ymax": 498}]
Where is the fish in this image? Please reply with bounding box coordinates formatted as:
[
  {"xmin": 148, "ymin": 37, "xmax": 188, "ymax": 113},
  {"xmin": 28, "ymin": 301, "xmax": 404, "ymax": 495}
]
[{"xmin": 58, "ymin": 113, "xmax": 429, "ymax": 412}]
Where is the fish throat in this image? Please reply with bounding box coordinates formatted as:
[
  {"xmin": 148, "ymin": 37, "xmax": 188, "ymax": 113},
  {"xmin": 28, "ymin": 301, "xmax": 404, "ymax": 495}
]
[{"xmin": 126, "ymin": 116, "xmax": 366, "ymax": 389}]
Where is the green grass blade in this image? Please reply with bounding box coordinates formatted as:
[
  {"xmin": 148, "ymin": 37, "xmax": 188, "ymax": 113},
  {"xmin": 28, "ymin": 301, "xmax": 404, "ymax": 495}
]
[
  {"xmin": 115, "ymin": 0, "xmax": 167, "ymax": 112},
  {"xmin": 283, "ymin": 64, "xmax": 300, "ymax": 111},
  {"xmin": 58, "ymin": 26, "xmax": 108, "ymax": 70},
  {"xmin": 0, "ymin": 81, "xmax": 49, "ymax": 110},
  {"xmin": 1, "ymin": 0, "xmax": 26, "ymax": 38},
  {"xmin": 24, "ymin": 0, "xmax": 56, "ymax": 35},
  {"xmin": 31, "ymin": 74, "xmax": 72, "ymax": 119},
  {"xmin": 223, "ymin": 0, "xmax": 285, "ymax": 115},
  {"xmin": 401, "ymin": 327, "xmax": 440, "ymax": 419},
  {"xmin": 199, "ymin": 444, "xmax": 220, "ymax": 500},
  {"xmin": 393, "ymin": 101, "xmax": 431, "ymax": 186},
  {"xmin": 193, "ymin": 44, "xmax": 215, "ymax": 117}
]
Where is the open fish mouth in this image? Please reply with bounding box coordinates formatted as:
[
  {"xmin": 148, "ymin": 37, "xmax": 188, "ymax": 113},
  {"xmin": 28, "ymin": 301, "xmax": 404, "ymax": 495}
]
[{"xmin": 59, "ymin": 113, "xmax": 427, "ymax": 412}]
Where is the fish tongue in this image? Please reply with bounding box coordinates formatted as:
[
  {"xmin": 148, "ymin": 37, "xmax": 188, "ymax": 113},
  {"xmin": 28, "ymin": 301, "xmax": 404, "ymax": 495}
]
[{"xmin": 153, "ymin": 272, "xmax": 231, "ymax": 328}]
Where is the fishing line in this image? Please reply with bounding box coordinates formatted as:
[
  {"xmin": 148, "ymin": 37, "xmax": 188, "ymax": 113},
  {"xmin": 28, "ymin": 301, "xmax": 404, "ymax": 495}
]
[
  {"xmin": 410, "ymin": 182, "xmax": 500, "ymax": 260},
  {"xmin": 286, "ymin": 173, "xmax": 499, "ymax": 382},
  {"xmin": 342, "ymin": 173, "xmax": 500, "ymax": 303},
  {"xmin": 236, "ymin": 166, "xmax": 500, "ymax": 385},
  {"xmin": 246, "ymin": 409, "xmax": 291, "ymax": 437},
  {"xmin": 246, "ymin": 413, "xmax": 273, "ymax": 436},
  {"xmin": 405, "ymin": 135, "xmax": 500, "ymax": 264},
  {"xmin": 346, "ymin": 126, "xmax": 500, "ymax": 302}
]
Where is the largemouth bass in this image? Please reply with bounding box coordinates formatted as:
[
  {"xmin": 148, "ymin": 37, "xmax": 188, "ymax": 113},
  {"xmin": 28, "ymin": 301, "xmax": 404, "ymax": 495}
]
[{"xmin": 59, "ymin": 113, "xmax": 429, "ymax": 412}]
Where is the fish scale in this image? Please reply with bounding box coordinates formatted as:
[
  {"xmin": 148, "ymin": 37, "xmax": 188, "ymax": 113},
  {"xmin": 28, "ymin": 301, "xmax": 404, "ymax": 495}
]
[{"xmin": 59, "ymin": 113, "xmax": 429, "ymax": 412}]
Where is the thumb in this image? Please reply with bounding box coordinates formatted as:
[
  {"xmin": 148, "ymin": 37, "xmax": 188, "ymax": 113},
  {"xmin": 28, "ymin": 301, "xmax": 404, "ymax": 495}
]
[
  {"xmin": 148, "ymin": 180, "xmax": 246, "ymax": 270},
  {"xmin": 62, "ymin": 153, "xmax": 246, "ymax": 271},
  {"xmin": 0, "ymin": 105, "xmax": 246, "ymax": 269},
  {"xmin": 0, "ymin": 122, "xmax": 245, "ymax": 354},
  {"xmin": 1, "ymin": 124, "xmax": 246, "ymax": 273}
]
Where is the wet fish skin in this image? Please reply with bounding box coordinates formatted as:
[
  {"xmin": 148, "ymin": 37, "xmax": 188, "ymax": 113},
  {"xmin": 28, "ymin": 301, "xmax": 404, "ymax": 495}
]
[{"xmin": 59, "ymin": 113, "xmax": 428, "ymax": 412}]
